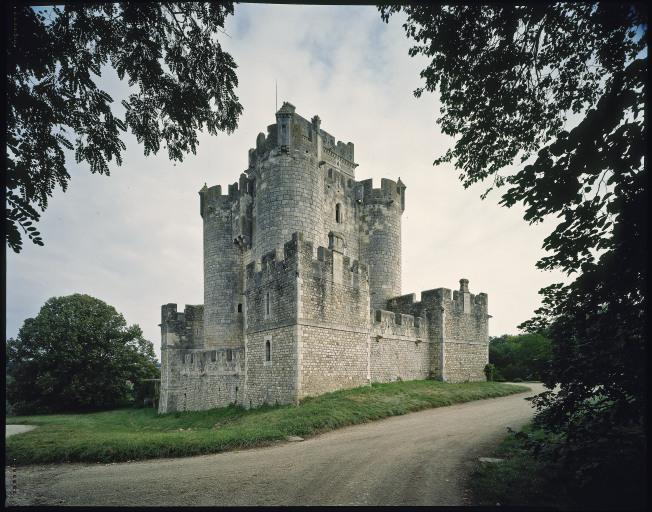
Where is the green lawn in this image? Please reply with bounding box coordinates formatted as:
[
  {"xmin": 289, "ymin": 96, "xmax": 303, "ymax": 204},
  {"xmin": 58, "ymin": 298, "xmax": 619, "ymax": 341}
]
[{"xmin": 6, "ymin": 380, "xmax": 529, "ymax": 465}]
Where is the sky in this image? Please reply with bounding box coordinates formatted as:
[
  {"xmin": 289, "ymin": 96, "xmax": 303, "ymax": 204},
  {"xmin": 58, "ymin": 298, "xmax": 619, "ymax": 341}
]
[{"xmin": 6, "ymin": 4, "xmax": 567, "ymax": 361}]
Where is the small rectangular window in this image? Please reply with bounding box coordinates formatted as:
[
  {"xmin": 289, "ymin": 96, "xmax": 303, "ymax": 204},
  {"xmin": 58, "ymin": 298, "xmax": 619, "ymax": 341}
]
[
  {"xmin": 237, "ymin": 303, "xmax": 243, "ymax": 313},
  {"xmin": 265, "ymin": 291, "xmax": 270, "ymax": 317},
  {"xmin": 211, "ymin": 350, "xmax": 217, "ymax": 362},
  {"xmin": 226, "ymin": 349, "xmax": 233, "ymax": 362}
]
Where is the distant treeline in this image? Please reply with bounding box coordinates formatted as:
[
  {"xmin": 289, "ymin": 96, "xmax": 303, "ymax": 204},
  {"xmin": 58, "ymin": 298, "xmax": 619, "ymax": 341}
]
[{"xmin": 488, "ymin": 333, "xmax": 552, "ymax": 382}]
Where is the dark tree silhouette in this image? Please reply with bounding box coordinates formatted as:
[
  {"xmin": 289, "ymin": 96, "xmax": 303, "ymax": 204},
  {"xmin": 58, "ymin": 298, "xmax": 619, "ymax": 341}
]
[
  {"xmin": 380, "ymin": 3, "xmax": 646, "ymax": 505},
  {"xmin": 6, "ymin": 3, "xmax": 242, "ymax": 252}
]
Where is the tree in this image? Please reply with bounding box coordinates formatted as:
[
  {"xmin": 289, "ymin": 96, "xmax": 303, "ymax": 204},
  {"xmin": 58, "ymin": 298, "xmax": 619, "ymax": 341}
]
[
  {"xmin": 6, "ymin": 294, "xmax": 159, "ymax": 413},
  {"xmin": 489, "ymin": 334, "xmax": 552, "ymax": 381},
  {"xmin": 6, "ymin": 2, "xmax": 242, "ymax": 252},
  {"xmin": 380, "ymin": 3, "xmax": 646, "ymax": 503}
]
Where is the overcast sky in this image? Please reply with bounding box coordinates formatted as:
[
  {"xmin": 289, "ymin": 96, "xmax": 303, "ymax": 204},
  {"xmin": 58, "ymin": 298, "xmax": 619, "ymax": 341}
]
[{"xmin": 6, "ymin": 4, "xmax": 567, "ymax": 361}]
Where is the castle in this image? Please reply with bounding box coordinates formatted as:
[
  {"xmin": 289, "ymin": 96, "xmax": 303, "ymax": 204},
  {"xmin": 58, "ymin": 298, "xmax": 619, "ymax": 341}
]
[{"xmin": 158, "ymin": 102, "xmax": 490, "ymax": 413}]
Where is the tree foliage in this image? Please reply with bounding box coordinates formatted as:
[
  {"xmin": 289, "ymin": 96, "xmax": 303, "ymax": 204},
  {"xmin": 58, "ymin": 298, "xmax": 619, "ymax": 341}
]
[
  {"xmin": 6, "ymin": 294, "xmax": 159, "ymax": 413},
  {"xmin": 489, "ymin": 333, "xmax": 552, "ymax": 382},
  {"xmin": 6, "ymin": 2, "xmax": 242, "ymax": 252},
  {"xmin": 380, "ymin": 2, "xmax": 647, "ymax": 496}
]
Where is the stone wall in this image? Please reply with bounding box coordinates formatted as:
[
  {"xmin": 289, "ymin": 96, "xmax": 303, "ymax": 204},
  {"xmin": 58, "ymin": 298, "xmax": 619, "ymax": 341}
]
[
  {"xmin": 159, "ymin": 347, "xmax": 244, "ymax": 413},
  {"xmin": 369, "ymin": 309, "xmax": 432, "ymax": 382},
  {"xmin": 442, "ymin": 281, "xmax": 489, "ymax": 382},
  {"xmin": 245, "ymin": 326, "xmax": 297, "ymax": 408},
  {"xmin": 385, "ymin": 280, "xmax": 489, "ymax": 383},
  {"xmin": 322, "ymin": 165, "xmax": 360, "ymax": 261},
  {"xmin": 296, "ymin": 236, "xmax": 371, "ymax": 398},
  {"xmin": 250, "ymin": 136, "xmax": 326, "ymax": 262},
  {"xmin": 244, "ymin": 233, "xmax": 302, "ymax": 407}
]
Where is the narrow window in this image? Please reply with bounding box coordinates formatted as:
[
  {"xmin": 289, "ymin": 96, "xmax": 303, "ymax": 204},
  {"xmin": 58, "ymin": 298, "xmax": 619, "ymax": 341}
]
[
  {"xmin": 336, "ymin": 203, "xmax": 342, "ymax": 223},
  {"xmin": 265, "ymin": 340, "xmax": 271, "ymax": 362},
  {"xmin": 328, "ymin": 168, "xmax": 333, "ymax": 179},
  {"xmin": 211, "ymin": 350, "xmax": 216, "ymax": 362},
  {"xmin": 190, "ymin": 353, "xmax": 194, "ymax": 364},
  {"xmin": 226, "ymin": 349, "xmax": 233, "ymax": 362},
  {"xmin": 237, "ymin": 303, "xmax": 243, "ymax": 313},
  {"xmin": 265, "ymin": 291, "xmax": 270, "ymax": 317}
]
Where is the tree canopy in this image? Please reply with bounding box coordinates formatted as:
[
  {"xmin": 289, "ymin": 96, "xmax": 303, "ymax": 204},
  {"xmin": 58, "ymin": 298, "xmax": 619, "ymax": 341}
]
[
  {"xmin": 6, "ymin": 294, "xmax": 159, "ymax": 413},
  {"xmin": 6, "ymin": 2, "xmax": 242, "ymax": 252},
  {"xmin": 380, "ymin": 0, "xmax": 647, "ymax": 486},
  {"xmin": 489, "ymin": 333, "xmax": 552, "ymax": 382}
]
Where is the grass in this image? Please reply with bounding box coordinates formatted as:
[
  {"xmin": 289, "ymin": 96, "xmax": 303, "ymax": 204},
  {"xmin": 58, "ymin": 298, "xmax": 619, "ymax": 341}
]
[
  {"xmin": 469, "ymin": 423, "xmax": 572, "ymax": 509},
  {"xmin": 6, "ymin": 380, "xmax": 529, "ymax": 465},
  {"xmin": 471, "ymin": 421, "xmax": 648, "ymax": 510}
]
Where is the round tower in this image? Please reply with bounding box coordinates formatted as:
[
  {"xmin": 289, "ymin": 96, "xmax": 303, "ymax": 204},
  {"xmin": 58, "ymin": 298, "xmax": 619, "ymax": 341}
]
[
  {"xmin": 250, "ymin": 103, "xmax": 326, "ymax": 260},
  {"xmin": 359, "ymin": 177, "xmax": 405, "ymax": 310},
  {"xmin": 199, "ymin": 184, "xmax": 243, "ymax": 349}
]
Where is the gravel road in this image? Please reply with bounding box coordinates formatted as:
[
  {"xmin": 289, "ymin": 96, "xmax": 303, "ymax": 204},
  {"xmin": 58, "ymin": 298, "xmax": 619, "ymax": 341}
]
[{"xmin": 5, "ymin": 383, "xmax": 543, "ymax": 506}]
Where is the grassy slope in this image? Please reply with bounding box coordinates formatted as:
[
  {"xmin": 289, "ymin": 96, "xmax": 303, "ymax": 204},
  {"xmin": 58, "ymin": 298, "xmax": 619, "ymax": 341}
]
[
  {"xmin": 6, "ymin": 380, "xmax": 529, "ymax": 465},
  {"xmin": 470, "ymin": 423, "xmax": 571, "ymax": 508}
]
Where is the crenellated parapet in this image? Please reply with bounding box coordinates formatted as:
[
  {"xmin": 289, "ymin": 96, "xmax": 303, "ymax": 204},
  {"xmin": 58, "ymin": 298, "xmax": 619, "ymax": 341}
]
[
  {"xmin": 244, "ymin": 232, "xmax": 368, "ymax": 292},
  {"xmin": 177, "ymin": 347, "xmax": 244, "ymax": 375},
  {"xmin": 371, "ymin": 309, "xmax": 427, "ymax": 341},
  {"xmin": 357, "ymin": 177, "xmax": 406, "ymax": 212},
  {"xmin": 199, "ymin": 184, "xmax": 231, "ymax": 218},
  {"xmin": 160, "ymin": 303, "xmax": 204, "ymax": 349},
  {"xmin": 388, "ymin": 281, "xmax": 488, "ymax": 316}
]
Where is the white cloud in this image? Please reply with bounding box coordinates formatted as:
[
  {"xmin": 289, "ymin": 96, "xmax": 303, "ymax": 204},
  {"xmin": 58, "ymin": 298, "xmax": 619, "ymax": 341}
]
[{"xmin": 6, "ymin": 5, "xmax": 566, "ymax": 359}]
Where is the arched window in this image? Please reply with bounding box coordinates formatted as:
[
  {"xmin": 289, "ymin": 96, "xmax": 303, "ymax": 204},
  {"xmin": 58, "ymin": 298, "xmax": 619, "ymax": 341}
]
[
  {"xmin": 336, "ymin": 203, "xmax": 342, "ymax": 223},
  {"xmin": 265, "ymin": 340, "xmax": 271, "ymax": 362}
]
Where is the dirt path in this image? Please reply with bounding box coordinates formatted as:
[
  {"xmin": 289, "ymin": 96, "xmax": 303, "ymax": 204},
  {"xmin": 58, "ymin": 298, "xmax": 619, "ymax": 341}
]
[
  {"xmin": 5, "ymin": 425, "xmax": 36, "ymax": 438},
  {"xmin": 5, "ymin": 384, "xmax": 543, "ymax": 506}
]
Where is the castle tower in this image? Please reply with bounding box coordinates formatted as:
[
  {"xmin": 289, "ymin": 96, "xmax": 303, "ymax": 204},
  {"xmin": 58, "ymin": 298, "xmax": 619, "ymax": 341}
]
[
  {"xmin": 248, "ymin": 102, "xmax": 327, "ymax": 261},
  {"xmin": 359, "ymin": 177, "xmax": 405, "ymax": 309},
  {"xmin": 199, "ymin": 184, "xmax": 244, "ymax": 349}
]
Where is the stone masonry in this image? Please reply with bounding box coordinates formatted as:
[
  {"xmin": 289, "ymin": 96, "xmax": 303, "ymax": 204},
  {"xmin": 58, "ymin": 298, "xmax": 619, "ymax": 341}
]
[{"xmin": 158, "ymin": 102, "xmax": 491, "ymax": 413}]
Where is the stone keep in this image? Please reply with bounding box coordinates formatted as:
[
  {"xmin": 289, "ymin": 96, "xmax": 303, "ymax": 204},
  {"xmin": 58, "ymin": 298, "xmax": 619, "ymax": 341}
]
[{"xmin": 158, "ymin": 102, "xmax": 490, "ymax": 413}]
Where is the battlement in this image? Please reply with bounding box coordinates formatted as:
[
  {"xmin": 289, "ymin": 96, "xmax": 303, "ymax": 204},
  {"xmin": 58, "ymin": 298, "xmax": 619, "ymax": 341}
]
[
  {"xmin": 160, "ymin": 303, "xmax": 204, "ymax": 349},
  {"xmin": 243, "ymin": 102, "xmax": 357, "ymax": 172},
  {"xmin": 388, "ymin": 279, "xmax": 488, "ymax": 318},
  {"xmin": 177, "ymin": 347, "xmax": 244, "ymax": 372},
  {"xmin": 245, "ymin": 232, "xmax": 368, "ymax": 290},
  {"xmin": 371, "ymin": 309, "xmax": 427, "ymax": 340},
  {"xmin": 161, "ymin": 303, "xmax": 204, "ymax": 325},
  {"xmin": 313, "ymin": 245, "xmax": 368, "ymax": 285},
  {"xmin": 357, "ymin": 177, "xmax": 406, "ymax": 211}
]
